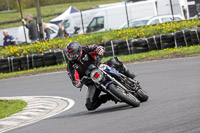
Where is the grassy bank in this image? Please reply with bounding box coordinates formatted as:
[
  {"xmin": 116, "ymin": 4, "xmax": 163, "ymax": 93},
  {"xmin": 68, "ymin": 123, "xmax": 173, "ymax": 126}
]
[
  {"xmin": 0, "ymin": 0, "xmax": 119, "ymax": 29},
  {"xmin": 0, "ymin": 63, "xmax": 67, "ymax": 79},
  {"xmin": 0, "ymin": 100, "xmax": 27, "ymax": 119},
  {"xmin": 114, "ymin": 45, "xmax": 200, "ymax": 62},
  {"xmin": 0, "ymin": 45, "xmax": 200, "ymax": 80}
]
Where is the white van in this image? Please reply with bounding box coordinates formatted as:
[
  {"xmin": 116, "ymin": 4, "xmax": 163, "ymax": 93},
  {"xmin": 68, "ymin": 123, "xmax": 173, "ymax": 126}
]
[
  {"xmin": 61, "ymin": 8, "xmax": 103, "ymax": 35},
  {"xmin": 61, "ymin": 2, "xmax": 128, "ymax": 35},
  {"xmin": 86, "ymin": 1, "xmax": 157, "ymax": 33}
]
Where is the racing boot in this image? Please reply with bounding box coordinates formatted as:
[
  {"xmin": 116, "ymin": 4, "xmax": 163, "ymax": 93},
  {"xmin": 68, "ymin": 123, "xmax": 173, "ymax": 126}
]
[
  {"xmin": 113, "ymin": 57, "xmax": 136, "ymax": 79},
  {"xmin": 105, "ymin": 57, "xmax": 136, "ymax": 79},
  {"xmin": 121, "ymin": 65, "xmax": 136, "ymax": 79}
]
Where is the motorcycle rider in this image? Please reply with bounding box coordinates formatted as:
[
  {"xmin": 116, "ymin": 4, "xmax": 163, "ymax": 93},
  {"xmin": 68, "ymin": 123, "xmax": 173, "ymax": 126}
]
[{"xmin": 66, "ymin": 41, "xmax": 136, "ymax": 111}]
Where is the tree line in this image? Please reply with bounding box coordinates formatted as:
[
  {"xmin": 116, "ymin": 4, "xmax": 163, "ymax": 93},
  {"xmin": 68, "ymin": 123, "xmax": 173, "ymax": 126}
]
[{"xmin": 0, "ymin": 0, "xmax": 94, "ymax": 11}]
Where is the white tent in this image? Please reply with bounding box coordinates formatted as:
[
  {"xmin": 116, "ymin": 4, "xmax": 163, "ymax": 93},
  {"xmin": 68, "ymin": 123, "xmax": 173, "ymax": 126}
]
[{"xmin": 50, "ymin": 6, "xmax": 79, "ymax": 24}]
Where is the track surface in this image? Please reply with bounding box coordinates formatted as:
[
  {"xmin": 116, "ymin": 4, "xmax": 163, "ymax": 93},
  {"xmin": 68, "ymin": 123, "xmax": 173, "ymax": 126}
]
[{"xmin": 0, "ymin": 57, "xmax": 200, "ymax": 133}]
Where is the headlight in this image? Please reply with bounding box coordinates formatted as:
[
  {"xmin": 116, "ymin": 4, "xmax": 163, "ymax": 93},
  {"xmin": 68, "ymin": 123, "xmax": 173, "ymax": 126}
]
[{"xmin": 90, "ymin": 69, "xmax": 104, "ymax": 82}]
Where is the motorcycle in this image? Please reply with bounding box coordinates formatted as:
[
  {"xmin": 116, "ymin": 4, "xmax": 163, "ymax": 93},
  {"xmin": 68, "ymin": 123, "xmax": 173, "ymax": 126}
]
[{"xmin": 80, "ymin": 62, "xmax": 149, "ymax": 107}]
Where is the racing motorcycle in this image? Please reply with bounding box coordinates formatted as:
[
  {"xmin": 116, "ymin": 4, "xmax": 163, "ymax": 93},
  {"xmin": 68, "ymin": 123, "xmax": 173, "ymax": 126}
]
[{"xmin": 80, "ymin": 62, "xmax": 149, "ymax": 107}]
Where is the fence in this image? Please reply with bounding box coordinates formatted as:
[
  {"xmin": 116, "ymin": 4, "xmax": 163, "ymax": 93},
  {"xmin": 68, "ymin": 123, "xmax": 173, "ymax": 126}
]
[
  {"xmin": 62, "ymin": 0, "xmax": 200, "ymax": 35},
  {"xmin": 1, "ymin": 0, "xmax": 200, "ymax": 28},
  {"xmin": 0, "ymin": 13, "xmax": 61, "ymax": 26}
]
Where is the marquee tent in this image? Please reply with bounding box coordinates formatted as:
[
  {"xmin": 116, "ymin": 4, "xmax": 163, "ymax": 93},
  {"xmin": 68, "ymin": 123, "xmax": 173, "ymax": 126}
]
[{"xmin": 50, "ymin": 6, "xmax": 79, "ymax": 24}]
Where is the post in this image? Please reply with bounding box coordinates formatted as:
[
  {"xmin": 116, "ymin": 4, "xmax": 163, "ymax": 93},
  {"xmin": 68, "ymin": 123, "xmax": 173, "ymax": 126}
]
[
  {"xmin": 18, "ymin": 0, "xmax": 27, "ymax": 43},
  {"xmin": 35, "ymin": 0, "xmax": 44, "ymax": 41},
  {"xmin": 125, "ymin": 2, "xmax": 129, "ymax": 27},
  {"xmin": 195, "ymin": 0, "xmax": 199, "ymax": 18},
  {"xmin": 169, "ymin": 0, "xmax": 175, "ymax": 21},
  {"xmin": 80, "ymin": 10, "xmax": 85, "ymax": 33}
]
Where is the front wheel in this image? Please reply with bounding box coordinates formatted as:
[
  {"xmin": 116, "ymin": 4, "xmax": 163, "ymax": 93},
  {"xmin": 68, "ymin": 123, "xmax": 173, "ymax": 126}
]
[{"xmin": 107, "ymin": 84, "xmax": 140, "ymax": 107}]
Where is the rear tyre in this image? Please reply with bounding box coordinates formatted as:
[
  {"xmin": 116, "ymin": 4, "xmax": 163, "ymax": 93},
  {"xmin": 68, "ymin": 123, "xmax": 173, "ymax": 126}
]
[
  {"xmin": 136, "ymin": 89, "xmax": 149, "ymax": 102},
  {"xmin": 107, "ymin": 84, "xmax": 140, "ymax": 107}
]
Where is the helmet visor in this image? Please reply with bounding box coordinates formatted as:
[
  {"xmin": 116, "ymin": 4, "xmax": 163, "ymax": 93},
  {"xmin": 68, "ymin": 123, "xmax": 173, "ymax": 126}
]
[{"xmin": 67, "ymin": 52, "xmax": 79, "ymax": 61}]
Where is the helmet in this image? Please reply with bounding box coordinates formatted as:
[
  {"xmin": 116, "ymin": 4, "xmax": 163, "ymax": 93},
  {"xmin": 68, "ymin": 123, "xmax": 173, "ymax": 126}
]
[{"xmin": 66, "ymin": 41, "xmax": 82, "ymax": 61}]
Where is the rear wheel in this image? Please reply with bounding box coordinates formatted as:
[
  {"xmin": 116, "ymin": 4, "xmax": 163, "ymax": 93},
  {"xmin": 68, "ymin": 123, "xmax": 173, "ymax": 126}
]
[
  {"xmin": 107, "ymin": 84, "xmax": 140, "ymax": 107},
  {"xmin": 136, "ymin": 89, "xmax": 149, "ymax": 102},
  {"xmin": 126, "ymin": 78, "xmax": 149, "ymax": 102}
]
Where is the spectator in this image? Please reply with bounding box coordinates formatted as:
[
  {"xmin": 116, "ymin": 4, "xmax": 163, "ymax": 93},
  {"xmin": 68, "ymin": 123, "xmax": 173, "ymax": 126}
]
[
  {"xmin": 56, "ymin": 23, "xmax": 64, "ymax": 38},
  {"xmin": 182, "ymin": 5, "xmax": 187, "ymax": 19},
  {"xmin": 64, "ymin": 30, "xmax": 69, "ymax": 37},
  {"xmin": 3, "ymin": 30, "xmax": 15, "ymax": 47},
  {"xmin": 22, "ymin": 14, "xmax": 39, "ymax": 42},
  {"xmin": 43, "ymin": 23, "xmax": 50, "ymax": 40}
]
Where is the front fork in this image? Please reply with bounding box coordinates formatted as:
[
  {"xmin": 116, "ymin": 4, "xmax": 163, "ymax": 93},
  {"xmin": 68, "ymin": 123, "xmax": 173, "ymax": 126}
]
[{"xmin": 95, "ymin": 71, "xmax": 133, "ymax": 102}]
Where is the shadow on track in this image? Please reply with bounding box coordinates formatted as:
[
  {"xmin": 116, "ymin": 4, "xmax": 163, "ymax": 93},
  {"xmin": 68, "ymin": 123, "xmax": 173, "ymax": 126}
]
[
  {"xmin": 51, "ymin": 104, "xmax": 134, "ymax": 120},
  {"xmin": 88, "ymin": 104, "xmax": 133, "ymax": 115}
]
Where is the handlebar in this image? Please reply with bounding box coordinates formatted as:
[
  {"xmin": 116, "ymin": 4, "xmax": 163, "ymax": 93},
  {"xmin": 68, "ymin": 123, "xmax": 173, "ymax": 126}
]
[
  {"xmin": 96, "ymin": 55, "xmax": 103, "ymax": 62},
  {"xmin": 96, "ymin": 55, "xmax": 103, "ymax": 67}
]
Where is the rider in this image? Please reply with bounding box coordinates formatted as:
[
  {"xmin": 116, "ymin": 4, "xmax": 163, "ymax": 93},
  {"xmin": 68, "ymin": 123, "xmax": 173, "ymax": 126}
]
[{"xmin": 66, "ymin": 41, "xmax": 136, "ymax": 111}]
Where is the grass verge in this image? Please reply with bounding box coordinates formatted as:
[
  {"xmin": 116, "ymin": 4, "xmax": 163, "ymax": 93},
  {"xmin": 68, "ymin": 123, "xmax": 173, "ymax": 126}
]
[
  {"xmin": 0, "ymin": 100, "xmax": 27, "ymax": 119},
  {"xmin": 0, "ymin": 45, "xmax": 200, "ymax": 80}
]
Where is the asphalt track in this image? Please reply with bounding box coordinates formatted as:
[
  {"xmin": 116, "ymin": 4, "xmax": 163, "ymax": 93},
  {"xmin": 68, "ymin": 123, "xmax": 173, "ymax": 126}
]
[{"xmin": 0, "ymin": 57, "xmax": 200, "ymax": 133}]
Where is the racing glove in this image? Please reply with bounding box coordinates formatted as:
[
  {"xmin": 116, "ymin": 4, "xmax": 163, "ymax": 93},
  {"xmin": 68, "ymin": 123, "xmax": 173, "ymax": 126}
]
[
  {"xmin": 73, "ymin": 80, "xmax": 82, "ymax": 88},
  {"xmin": 96, "ymin": 46, "xmax": 105, "ymax": 56}
]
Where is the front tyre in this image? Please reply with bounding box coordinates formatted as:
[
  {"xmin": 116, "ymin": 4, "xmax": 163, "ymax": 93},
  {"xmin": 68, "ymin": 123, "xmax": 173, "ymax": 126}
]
[{"xmin": 107, "ymin": 84, "xmax": 140, "ymax": 107}]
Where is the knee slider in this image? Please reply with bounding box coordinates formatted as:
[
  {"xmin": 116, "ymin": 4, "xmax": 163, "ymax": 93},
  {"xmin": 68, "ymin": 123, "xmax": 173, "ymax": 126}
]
[{"xmin": 114, "ymin": 57, "xmax": 123, "ymax": 64}]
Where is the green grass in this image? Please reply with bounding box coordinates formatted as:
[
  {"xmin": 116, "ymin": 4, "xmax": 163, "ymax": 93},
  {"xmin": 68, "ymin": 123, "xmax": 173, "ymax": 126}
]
[
  {"xmin": 0, "ymin": 63, "xmax": 67, "ymax": 79},
  {"xmin": 0, "ymin": 0, "xmax": 119, "ymax": 29},
  {"xmin": 110, "ymin": 45, "xmax": 200, "ymax": 62},
  {"xmin": 0, "ymin": 100, "xmax": 27, "ymax": 119},
  {"xmin": 0, "ymin": 45, "xmax": 200, "ymax": 79}
]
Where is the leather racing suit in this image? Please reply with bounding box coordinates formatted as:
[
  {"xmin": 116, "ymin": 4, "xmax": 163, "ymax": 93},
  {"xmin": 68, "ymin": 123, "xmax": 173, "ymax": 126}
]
[{"xmin": 67, "ymin": 44, "xmax": 135, "ymax": 110}]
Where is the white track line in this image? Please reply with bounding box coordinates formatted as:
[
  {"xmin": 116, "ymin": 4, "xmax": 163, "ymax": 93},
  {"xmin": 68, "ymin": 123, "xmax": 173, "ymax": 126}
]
[{"xmin": 0, "ymin": 96, "xmax": 75, "ymax": 133}]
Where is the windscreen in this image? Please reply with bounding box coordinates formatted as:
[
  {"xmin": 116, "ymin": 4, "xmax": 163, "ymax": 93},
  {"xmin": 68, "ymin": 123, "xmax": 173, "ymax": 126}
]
[{"xmin": 123, "ymin": 20, "xmax": 148, "ymax": 28}]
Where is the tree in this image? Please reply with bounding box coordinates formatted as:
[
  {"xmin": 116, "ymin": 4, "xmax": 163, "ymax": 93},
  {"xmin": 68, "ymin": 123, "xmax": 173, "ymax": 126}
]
[
  {"xmin": 5, "ymin": 0, "xmax": 10, "ymax": 10},
  {"xmin": 12, "ymin": 0, "xmax": 31, "ymax": 11}
]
